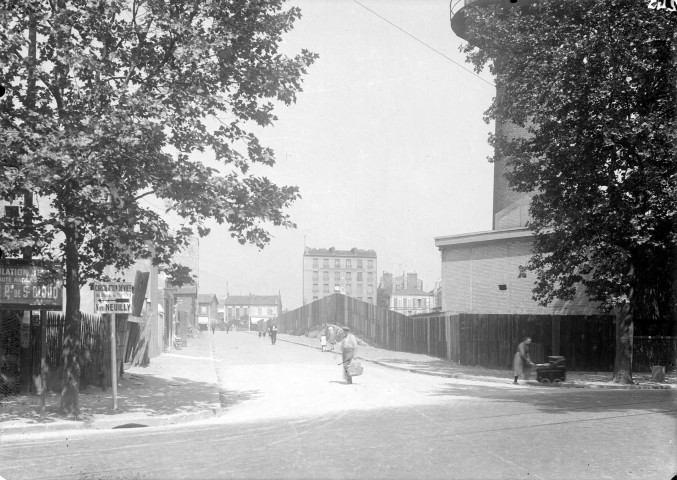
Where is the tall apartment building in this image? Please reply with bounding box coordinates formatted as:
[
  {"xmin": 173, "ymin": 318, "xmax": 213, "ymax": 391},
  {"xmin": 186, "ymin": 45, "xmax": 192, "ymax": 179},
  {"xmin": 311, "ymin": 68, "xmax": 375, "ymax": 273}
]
[{"xmin": 302, "ymin": 247, "xmax": 377, "ymax": 305}]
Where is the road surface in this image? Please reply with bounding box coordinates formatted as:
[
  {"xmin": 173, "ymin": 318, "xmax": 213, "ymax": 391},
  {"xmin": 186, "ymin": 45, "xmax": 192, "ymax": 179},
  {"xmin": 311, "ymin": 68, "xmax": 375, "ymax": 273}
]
[{"xmin": 1, "ymin": 331, "xmax": 675, "ymax": 479}]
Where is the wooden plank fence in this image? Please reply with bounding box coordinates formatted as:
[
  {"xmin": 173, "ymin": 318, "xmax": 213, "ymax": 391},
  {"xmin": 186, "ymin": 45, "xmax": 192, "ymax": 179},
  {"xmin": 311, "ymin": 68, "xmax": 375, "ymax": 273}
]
[
  {"xmin": 29, "ymin": 312, "xmax": 112, "ymax": 392},
  {"xmin": 278, "ymin": 294, "xmax": 674, "ymax": 372}
]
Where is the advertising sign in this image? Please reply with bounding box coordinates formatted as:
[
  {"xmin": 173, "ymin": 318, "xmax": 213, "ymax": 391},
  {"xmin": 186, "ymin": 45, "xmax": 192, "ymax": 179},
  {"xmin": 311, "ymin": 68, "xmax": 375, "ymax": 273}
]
[
  {"xmin": 94, "ymin": 282, "xmax": 134, "ymax": 314},
  {"xmin": 0, "ymin": 260, "xmax": 63, "ymax": 310}
]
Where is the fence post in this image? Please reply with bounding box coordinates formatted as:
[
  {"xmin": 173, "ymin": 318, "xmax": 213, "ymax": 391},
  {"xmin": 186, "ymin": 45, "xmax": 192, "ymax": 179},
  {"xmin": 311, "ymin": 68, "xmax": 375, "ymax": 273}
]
[{"xmin": 552, "ymin": 316, "xmax": 560, "ymax": 356}]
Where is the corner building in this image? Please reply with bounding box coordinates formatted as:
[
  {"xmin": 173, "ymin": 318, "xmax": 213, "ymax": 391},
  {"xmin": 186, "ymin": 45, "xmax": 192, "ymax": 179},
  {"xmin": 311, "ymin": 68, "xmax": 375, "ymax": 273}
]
[{"xmin": 302, "ymin": 247, "xmax": 377, "ymax": 306}]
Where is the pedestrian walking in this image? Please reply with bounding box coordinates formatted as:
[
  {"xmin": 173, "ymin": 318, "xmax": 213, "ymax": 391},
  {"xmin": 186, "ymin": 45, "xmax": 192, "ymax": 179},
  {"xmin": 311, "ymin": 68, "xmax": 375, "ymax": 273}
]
[
  {"xmin": 258, "ymin": 330, "xmax": 262, "ymax": 339},
  {"xmin": 513, "ymin": 336, "xmax": 535, "ymax": 384},
  {"xmin": 340, "ymin": 326, "xmax": 358, "ymax": 384},
  {"xmin": 211, "ymin": 323, "xmax": 215, "ymax": 335},
  {"xmin": 270, "ymin": 324, "xmax": 278, "ymax": 345},
  {"xmin": 327, "ymin": 326, "xmax": 336, "ymax": 351},
  {"xmin": 320, "ymin": 333, "xmax": 327, "ymax": 352}
]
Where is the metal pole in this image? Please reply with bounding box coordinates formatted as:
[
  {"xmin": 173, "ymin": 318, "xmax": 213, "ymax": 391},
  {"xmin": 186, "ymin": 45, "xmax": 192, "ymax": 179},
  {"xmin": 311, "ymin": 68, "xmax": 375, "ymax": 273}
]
[{"xmin": 110, "ymin": 313, "xmax": 117, "ymax": 410}]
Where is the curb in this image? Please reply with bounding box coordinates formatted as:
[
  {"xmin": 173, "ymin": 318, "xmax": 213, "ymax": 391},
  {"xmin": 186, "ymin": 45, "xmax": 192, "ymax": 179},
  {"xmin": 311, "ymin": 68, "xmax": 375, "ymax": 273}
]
[
  {"xmin": 1, "ymin": 338, "xmax": 224, "ymax": 437},
  {"xmin": 274, "ymin": 334, "xmax": 676, "ymax": 391},
  {"xmin": 0, "ymin": 406, "xmax": 222, "ymax": 437}
]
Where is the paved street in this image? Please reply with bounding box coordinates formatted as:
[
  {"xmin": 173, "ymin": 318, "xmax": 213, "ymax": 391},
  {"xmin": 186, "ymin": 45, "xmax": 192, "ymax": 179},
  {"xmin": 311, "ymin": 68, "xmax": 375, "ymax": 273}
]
[{"xmin": 1, "ymin": 331, "xmax": 675, "ymax": 480}]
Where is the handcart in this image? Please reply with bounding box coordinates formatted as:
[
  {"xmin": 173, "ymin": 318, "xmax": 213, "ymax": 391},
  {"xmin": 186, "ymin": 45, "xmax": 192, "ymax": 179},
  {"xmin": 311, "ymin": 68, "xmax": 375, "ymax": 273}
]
[{"xmin": 535, "ymin": 356, "xmax": 566, "ymax": 384}]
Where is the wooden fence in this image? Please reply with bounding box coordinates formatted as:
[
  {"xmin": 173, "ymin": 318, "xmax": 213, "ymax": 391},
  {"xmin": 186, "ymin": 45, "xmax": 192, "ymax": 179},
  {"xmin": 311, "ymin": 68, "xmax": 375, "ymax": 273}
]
[
  {"xmin": 278, "ymin": 294, "xmax": 677, "ymax": 371},
  {"xmin": 29, "ymin": 312, "xmax": 115, "ymax": 392}
]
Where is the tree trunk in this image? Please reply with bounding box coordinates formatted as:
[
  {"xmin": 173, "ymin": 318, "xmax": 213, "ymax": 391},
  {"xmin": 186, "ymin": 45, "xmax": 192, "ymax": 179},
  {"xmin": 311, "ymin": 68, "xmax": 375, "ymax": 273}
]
[
  {"xmin": 60, "ymin": 223, "xmax": 82, "ymax": 417},
  {"xmin": 612, "ymin": 302, "xmax": 634, "ymax": 384}
]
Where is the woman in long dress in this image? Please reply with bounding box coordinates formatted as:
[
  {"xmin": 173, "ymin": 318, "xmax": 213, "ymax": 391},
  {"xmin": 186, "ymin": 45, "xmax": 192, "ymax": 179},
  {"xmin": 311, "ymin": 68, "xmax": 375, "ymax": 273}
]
[{"xmin": 513, "ymin": 337, "xmax": 535, "ymax": 384}]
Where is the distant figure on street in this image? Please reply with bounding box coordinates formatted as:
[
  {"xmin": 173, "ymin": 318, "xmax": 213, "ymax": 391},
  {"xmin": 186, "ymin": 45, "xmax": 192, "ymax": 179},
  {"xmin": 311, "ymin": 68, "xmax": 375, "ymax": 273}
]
[
  {"xmin": 320, "ymin": 333, "xmax": 327, "ymax": 352},
  {"xmin": 327, "ymin": 326, "xmax": 336, "ymax": 351},
  {"xmin": 271, "ymin": 324, "xmax": 278, "ymax": 345},
  {"xmin": 258, "ymin": 330, "xmax": 262, "ymax": 339},
  {"xmin": 340, "ymin": 326, "xmax": 358, "ymax": 384},
  {"xmin": 226, "ymin": 322, "xmax": 230, "ymax": 334},
  {"xmin": 513, "ymin": 337, "xmax": 535, "ymax": 384},
  {"xmin": 211, "ymin": 324, "xmax": 215, "ymax": 335}
]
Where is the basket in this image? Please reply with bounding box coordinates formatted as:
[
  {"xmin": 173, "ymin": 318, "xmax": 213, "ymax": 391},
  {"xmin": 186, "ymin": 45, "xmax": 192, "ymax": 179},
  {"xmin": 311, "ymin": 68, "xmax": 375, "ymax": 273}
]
[{"xmin": 347, "ymin": 360, "xmax": 363, "ymax": 377}]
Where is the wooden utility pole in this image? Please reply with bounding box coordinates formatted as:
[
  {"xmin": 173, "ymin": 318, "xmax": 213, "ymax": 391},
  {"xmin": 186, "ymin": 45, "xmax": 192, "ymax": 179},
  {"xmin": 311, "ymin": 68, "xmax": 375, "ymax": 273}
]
[{"xmin": 110, "ymin": 313, "xmax": 118, "ymax": 410}]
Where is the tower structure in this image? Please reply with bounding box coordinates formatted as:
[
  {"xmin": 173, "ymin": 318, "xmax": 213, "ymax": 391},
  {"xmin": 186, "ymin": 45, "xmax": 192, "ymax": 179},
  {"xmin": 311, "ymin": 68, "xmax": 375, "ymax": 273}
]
[{"xmin": 450, "ymin": 0, "xmax": 536, "ymax": 230}]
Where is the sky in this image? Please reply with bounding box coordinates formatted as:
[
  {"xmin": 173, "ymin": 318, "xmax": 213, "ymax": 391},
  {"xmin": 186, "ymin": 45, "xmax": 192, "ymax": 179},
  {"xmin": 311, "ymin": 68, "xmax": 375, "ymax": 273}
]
[{"xmin": 196, "ymin": 0, "xmax": 496, "ymax": 309}]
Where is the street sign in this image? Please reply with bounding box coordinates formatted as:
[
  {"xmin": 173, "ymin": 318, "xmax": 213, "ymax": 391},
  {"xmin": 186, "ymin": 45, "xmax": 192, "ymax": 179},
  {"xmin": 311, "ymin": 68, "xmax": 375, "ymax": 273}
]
[
  {"xmin": 94, "ymin": 282, "xmax": 133, "ymax": 314},
  {"xmin": 0, "ymin": 260, "xmax": 63, "ymax": 310}
]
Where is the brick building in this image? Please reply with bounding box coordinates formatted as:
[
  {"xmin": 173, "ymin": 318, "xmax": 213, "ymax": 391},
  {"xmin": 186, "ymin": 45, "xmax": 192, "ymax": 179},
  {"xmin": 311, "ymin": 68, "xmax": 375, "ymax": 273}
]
[{"xmin": 302, "ymin": 247, "xmax": 377, "ymax": 306}]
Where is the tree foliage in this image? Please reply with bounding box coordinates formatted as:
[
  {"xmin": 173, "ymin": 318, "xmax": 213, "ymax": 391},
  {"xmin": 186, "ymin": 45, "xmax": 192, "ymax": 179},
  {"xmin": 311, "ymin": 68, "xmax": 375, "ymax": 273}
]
[
  {"xmin": 0, "ymin": 0, "xmax": 317, "ymax": 412},
  {"xmin": 460, "ymin": 0, "xmax": 676, "ymax": 382},
  {"xmin": 1, "ymin": 0, "xmax": 317, "ymax": 276}
]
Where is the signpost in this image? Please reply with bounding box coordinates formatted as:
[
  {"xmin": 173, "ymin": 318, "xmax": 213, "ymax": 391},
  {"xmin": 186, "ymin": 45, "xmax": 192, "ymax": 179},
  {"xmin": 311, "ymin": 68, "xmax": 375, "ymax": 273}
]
[{"xmin": 94, "ymin": 282, "xmax": 133, "ymax": 410}]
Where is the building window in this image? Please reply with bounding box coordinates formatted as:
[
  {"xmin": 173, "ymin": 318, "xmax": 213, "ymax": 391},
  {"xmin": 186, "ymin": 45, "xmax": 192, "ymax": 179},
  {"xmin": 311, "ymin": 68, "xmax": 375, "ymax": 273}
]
[
  {"xmin": 244, "ymin": 307, "xmax": 249, "ymax": 316},
  {"xmin": 312, "ymin": 271, "xmax": 319, "ymax": 281},
  {"xmin": 367, "ymin": 285, "xmax": 373, "ymax": 294},
  {"xmin": 367, "ymin": 259, "xmax": 373, "ymax": 269},
  {"xmin": 346, "ymin": 271, "xmax": 352, "ymax": 282},
  {"xmin": 313, "ymin": 296, "xmax": 318, "ymax": 301},
  {"xmin": 367, "ymin": 297, "xmax": 373, "ymax": 303},
  {"xmin": 356, "ymin": 283, "xmax": 363, "ymax": 293},
  {"xmin": 335, "ymin": 259, "xmax": 341, "ymax": 268},
  {"xmin": 313, "ymin": 283, "xmax": 319, "ymax": 292},
  {"xmin": 323, "ymin": 259, "xmax": 329, "ymax": 268},
  {"xmin": 323, "ymin": 271, "xmax": 329, "ymax": 281},
  {"xmin": 312, "ymin": 258, "xmax": 319, "ymax": 268},
  {"xmin": 346, "ymin": 259, "xmax": 352, "ymax": 269},
  {"xmin": 268, "ymin": 308, "xmax": 273, "ymax": 315},
  {"xmin": 357, "ymin": 259, "xmax": 363, "ymax": 268},
  {"xmin": 367, "ymin": 272, "xmax": 373, "ymax": 283},
  {"xmin": 334, "ymin": 271, "xmax": 340, "ymax": 281},
  {"xmin": 334, "ymin": 284, "xmax": 341, "ymax": 292},
  {"xmin": 357, "ymin": 272, "xmax": 363, "ymax": 282},
  {"xmin": 417, "ymin": 299, "xmax": 422, "ymax": 307},
  {"xmin": 323, "ymin": 284, "xmax": 329, "ymax": 293},
  {"xmin": 346, "ymin": 284, "xmax": 352, "ymax": 294},
  {"xmin": 200, "ymin": 306, "xmax": 208, "ymax": 314}
]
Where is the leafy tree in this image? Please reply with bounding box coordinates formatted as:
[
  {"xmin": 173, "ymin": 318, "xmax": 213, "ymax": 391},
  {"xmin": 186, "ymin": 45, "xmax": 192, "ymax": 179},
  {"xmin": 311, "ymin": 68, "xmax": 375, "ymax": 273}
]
[
  {"xmin": 376, "ymin": 286, "xmax": 391, "ymax": 310},
  {"xmin": 0, "ymin": 0, "xmax": 317, "ymax": 414},
  {"xmin": 460, "ymin": 0, "xmax": 676, "ymax": 383}
]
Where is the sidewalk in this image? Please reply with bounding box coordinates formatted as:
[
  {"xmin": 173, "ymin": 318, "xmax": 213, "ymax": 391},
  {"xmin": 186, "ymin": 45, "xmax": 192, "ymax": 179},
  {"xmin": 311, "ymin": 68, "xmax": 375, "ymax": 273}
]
[
  {"xmin": 0, "ymin": 333, "xmax": 221, "ymax": 437},
  {"xmin": 274, "ymin": 332, "xmax": 677, "ymax": 391}
]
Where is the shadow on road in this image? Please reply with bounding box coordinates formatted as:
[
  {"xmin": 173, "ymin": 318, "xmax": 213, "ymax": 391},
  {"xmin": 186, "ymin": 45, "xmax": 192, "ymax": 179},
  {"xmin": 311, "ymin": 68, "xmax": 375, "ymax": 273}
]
[
  {"xmin": 0, "ymin": 372, "xmax": 257, "ymax": 425},
  {"xmin": 429, "ymin": 382, "xmax": 677, "ymax": 418}
]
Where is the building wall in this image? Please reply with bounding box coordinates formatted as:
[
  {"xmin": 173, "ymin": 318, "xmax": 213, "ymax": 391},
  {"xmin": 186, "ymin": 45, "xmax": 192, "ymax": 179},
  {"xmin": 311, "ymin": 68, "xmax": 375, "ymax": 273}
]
[
  {"xmin": 390, "ymin": 293, "xmax": 436, "ymax": 316},
  {"xmin": 440, "ymin": 238, "xmax": 597, "ymax": 315},
  {"xmin": 302, "ymin": 248, "xmax": 378, "ymax": 306}
]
